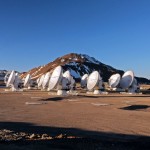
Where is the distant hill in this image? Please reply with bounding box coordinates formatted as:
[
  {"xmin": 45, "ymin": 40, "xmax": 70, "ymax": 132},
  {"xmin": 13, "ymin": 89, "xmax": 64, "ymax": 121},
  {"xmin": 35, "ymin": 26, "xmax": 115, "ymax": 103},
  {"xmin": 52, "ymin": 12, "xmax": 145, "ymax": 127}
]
[{"xmin": 20, "ymin": 53, "xmax": 150, "ymax": 84}]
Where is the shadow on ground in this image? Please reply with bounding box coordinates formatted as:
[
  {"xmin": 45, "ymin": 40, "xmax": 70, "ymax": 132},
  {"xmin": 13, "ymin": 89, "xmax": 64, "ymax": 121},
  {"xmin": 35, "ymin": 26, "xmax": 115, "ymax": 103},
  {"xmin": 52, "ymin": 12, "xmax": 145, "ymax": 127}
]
[
  {"xmin": 40, "ymin": 95, "xmax": 150, "ymax": 103},
  {"xmin": 39, "ymin": 95, "xmax": 100, "ymax": 102},
  {"xmin": 120, "ymin": 105, "xmax": 150, "ymax": 111},
  {"xmin": 39, "ymin": 94, "xmax": 150, "ymax": 102},
  {"xmin": 0, "ymin": 122, "xmax": 150, "ymax": 150},
  {"xmin": 40, "ymin": 97, "xmax": 64, "ymax": 101}
]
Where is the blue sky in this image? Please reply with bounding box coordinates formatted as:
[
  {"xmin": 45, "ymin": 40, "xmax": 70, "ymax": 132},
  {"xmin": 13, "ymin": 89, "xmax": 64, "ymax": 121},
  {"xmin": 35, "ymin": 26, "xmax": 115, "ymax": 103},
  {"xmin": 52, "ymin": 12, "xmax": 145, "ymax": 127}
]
[{"xmin": 0, "ymin": 0, "xmax": 150, "ymax": 78}]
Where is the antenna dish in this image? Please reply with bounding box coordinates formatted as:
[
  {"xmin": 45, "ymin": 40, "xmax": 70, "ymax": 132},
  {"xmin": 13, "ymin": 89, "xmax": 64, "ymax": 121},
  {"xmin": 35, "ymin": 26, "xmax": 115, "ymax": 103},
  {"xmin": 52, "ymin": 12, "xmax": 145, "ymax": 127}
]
[
  {"xmin": 63, "ymin": 70, "xmax": 71, "ymax": 82},
  {"xmin": 36, "ymin": 78, "xmax": 40, "ymax": 84},
  {"xmin": 6, "ymin": 70, "xmax": 16, "ymax": 87},
  {"xmin": 38, "ymin": 74, "xmax": 45, "ymax": 88},
  {"xmin": 128, "ymin": 78, "xmax": 139, "ymax": 93},
  {"xmin": 120, "ymin": 71, "xmax": 134, "ymax": 89},
  {"xmin": 87, "ymin": 71, "xmax": 102, "ymax": 91},
  {"xmin": 13, "ymin": 73, "xmax": 21, "ymax": 91},
  {"xmin": 68, "ymin": 76, "xmax": 76, "ymax": 91},
  {"xmin": 42, "ymin": 72, "xmax": 51, "ymax": 89},
  {"xmin": 48, "ymin": 66, "xmax": 63, "ymax": 90},
  {"xmin": 81, "ymin": 74, "xmax": 88, "ymax": 88},
  {"xmin": 4, "ymin": 72, "xmax": 11, "ymax": 84},
  {"xmin": 24, "ymin": 74, "xmax": 31, "ymax": 87},
  {"xmin": 5, "ymin": 71, "xmax": 21, "ymax": 91},
  {"xmin": 109, "ymin": 73, "xmax": 121, "ymax": 88}
]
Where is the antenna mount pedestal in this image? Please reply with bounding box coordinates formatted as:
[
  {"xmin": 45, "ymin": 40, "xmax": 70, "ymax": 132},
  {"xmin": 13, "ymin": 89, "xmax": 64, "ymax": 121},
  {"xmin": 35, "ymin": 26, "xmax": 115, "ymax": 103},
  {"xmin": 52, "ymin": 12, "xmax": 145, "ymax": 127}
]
[{"xmin": 57, "ymin": 90, "xmax": 67, "ymax": 96}]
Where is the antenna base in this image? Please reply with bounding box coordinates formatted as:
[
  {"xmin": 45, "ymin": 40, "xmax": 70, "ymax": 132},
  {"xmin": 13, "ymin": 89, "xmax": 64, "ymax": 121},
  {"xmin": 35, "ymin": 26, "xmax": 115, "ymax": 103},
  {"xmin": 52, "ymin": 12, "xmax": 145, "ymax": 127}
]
[{"xmin": 57, "ymin": 90, "xmax": 67, "ymax": 96}]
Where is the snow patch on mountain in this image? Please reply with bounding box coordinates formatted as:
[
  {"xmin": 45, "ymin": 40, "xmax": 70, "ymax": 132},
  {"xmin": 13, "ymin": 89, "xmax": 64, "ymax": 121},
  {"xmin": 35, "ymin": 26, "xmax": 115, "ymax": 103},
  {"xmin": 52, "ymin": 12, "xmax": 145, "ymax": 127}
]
[{"xmin": 81, "ymin": 54, "xmax": 101, "ymax": 64}]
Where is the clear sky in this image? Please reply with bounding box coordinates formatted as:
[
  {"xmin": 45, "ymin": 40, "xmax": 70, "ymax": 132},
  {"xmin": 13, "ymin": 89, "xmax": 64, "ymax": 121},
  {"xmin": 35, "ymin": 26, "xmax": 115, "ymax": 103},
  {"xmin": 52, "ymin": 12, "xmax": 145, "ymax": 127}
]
[{"xmin": 0, "ymin": 0, "xmax": 150, "ymax": 78}]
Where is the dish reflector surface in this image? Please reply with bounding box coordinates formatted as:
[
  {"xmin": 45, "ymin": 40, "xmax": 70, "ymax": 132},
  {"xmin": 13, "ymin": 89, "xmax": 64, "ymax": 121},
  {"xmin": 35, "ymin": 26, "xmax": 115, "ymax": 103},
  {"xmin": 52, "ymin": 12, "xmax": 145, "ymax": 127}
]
[
  {"xmin": 81, "ymin": 74, "xmax": 88, "ymax": 87},
  {"xmin": 37, "ymin": 78, "xmax": 40, "ymax": 84},
  {"xmin": 63, "ymin": 70, "xmax": 71, "ymax": 82},
  {"xmin": 49, "ymin": 66, "xmax": 63, "ymax": 90},
  {"xmin": 38, "ymin": 74, "xmax": 45, "ymax": 87},
  {"xmin": 81, "ymin": 74, "xmax": 88, "ymax": 80},
  {"xmin": 42, "ymin": 72, "xmax": 51, "ymax": 88},
  {"xmin": 120, "ymin": 71, "xmax": 134, "ymax": 89},
  {"xmin": 4, "ymin": 72, "xmax": 11, "ymax": 84},
  {"xmin": 109, "ymin": 73, "xmax": 121, "ymax": 88},
  {"xmin": 7, "ymin": 70, "xmax": 15, "ymax": 87},
  {"xmin": 132, "ymin": 78, "xmax": 137, "ymax": 85},
  {"xmin": 87, "ymin": 71, "xmax": 100, "ymax": 90},
  {"xmin": 24, "ymin": 74, "xmax": 31, "ymax": 86}
]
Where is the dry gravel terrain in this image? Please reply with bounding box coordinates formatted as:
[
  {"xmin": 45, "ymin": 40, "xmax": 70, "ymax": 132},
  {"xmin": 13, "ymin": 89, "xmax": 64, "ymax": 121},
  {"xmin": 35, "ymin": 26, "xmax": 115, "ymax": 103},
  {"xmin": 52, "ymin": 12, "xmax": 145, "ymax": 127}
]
[{"xmin": 0, "ymin": 88, "xmax": 150, "ymax": 149}]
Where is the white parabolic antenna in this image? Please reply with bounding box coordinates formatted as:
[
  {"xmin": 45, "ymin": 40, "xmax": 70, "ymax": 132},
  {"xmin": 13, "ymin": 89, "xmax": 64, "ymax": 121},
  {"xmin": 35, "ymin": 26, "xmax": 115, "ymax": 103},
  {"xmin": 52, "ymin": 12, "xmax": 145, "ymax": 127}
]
[
  {"xmin": 109, "ymin": 73, "xmax": 121, "ymax": 88},
  {"xmin": 48, "ymin": 66, "xmax": 63, "ymax": 90},
  {"xmin": 6, "ymin": 70, "xmax": 16, "ymax": 87},
  {"xmin": 38, "ymin": 74, "xmax": 45, "ymax": 87},
  {"xmin": 36, "ymin": 78, "xmax": 40, "ymax": 84},
  {"xmin": 87, "ymin": 71, "xmax": 102, "ymax": 91},
  {"xmin": 82, "ymin": 74, "xmax": 88, "ymax": 80},
  {"xmin": 24, "ymin": 74, "xmax": 31, "ymax": 87},
  {"xmin": 81, "ymin": 74, "xmax": 88, "ymax": 87},
  {"xmin": 4, "ymin": 72, "xmax": 11, "ymax": 84},
  {"xmin": 120, "ymin": 71, "xmax": 134, "ymax": 89},
  {"xmin": 63, "ymin": 70, "xmax": 71, "ymax": 82},
  {"xmin": 42, "ymin": 72, "xmax": 51, "ymax": 89},
  {"xmin": 14, "ymin": 73, "xmax": 20, "ymax": 84}
]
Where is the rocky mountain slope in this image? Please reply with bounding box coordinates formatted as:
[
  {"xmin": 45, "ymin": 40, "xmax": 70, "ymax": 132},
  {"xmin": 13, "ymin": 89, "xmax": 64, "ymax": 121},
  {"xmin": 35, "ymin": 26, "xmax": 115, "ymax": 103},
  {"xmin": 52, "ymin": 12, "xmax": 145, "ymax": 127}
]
[{"xmin": 20, "ymin": 53, "xmax": 150, "ymax": 84}]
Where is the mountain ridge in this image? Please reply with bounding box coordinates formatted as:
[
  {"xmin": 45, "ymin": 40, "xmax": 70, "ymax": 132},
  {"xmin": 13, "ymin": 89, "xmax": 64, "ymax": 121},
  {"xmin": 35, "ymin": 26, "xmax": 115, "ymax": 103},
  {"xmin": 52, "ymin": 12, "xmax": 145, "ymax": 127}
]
[{"xmin": 20, "ymin": 53, "xmax": 150, "ymax": 84}]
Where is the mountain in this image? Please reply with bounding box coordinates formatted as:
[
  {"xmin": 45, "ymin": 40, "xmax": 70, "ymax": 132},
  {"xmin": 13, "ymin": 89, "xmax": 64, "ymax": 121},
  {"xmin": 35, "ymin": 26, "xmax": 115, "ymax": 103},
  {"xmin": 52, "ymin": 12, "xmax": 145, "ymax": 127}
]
[{"xmin": 20, "ymin": 53, "xmax": 150, "ymax": 84}]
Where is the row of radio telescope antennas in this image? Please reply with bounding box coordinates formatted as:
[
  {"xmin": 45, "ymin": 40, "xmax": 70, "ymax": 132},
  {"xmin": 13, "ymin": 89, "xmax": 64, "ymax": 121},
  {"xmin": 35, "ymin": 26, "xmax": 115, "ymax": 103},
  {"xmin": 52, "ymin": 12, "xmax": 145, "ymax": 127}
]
[
  {"xmin": 4, "ymin": 66, "xmax": 140, "ymax": 95},
  {"xmin": 81, "ymin": 70, "xmax": 139, "ymax": 94}
]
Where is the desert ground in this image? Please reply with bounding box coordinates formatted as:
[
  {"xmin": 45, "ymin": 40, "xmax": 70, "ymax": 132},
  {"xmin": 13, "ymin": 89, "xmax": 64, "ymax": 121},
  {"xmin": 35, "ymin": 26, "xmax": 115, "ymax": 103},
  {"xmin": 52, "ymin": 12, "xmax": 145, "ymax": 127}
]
[{"xmin": 0, "ymin": 88, "xmax": 150, "ymax": 149}]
